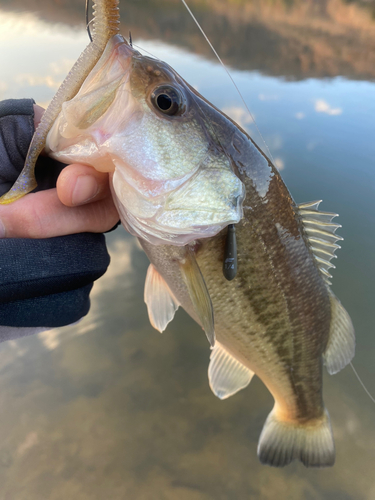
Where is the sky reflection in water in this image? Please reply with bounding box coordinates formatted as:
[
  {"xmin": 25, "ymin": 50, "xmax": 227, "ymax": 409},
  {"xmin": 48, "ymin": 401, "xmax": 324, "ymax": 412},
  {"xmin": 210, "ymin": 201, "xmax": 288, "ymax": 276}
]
[{"xmin": 0, "ymin": 3, "xmax": 374, "ymax": 499}]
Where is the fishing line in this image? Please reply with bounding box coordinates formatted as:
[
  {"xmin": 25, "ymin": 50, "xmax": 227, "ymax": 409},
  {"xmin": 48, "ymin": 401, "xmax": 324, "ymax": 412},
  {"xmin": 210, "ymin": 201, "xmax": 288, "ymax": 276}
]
[
  {"xmin": 86, "ymin": 0, "xmax": 93, "ymax": 42},
  {"xmin": 180, "ymin": 0, "xmax": 275, "ymax": 164},
  {"xmin": 349, "ymin": 361, "xmax": 375, "ymax": 404},
  {"xmin": 132, "ymin": 43, "xmax": 159, "ymax": 59}
]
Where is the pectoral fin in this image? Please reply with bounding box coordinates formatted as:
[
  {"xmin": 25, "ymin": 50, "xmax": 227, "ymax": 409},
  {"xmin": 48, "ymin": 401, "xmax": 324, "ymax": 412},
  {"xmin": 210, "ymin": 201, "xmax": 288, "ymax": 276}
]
[
  {"xmin": 179, "ymin": 248, "xmax": 215, "ymax": 347},
  {"xmin": 208, "ymin": 342, "xmax": 254, "ymax": 399},
  {"xmin": 144, "ymin": 264, "xmax": 179, "ymax": 332}
]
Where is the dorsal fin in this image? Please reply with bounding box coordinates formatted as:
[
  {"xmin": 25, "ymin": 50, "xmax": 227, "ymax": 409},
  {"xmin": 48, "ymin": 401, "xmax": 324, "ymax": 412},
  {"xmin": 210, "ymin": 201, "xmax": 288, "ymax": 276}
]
[
  {"xmin": 208, "ymin": 342, "xmax": 254, "ymax": 399},
  {"xmin": 323, "ymin": 291, "xmax": 355, "ymax": 374},
  {"xmin": 144, "ymin": 264, "xmax": 179, "ymax": 333},
  {"xmin": 298, "ymin": 200, "xmax": 343, "ymax": 285}
]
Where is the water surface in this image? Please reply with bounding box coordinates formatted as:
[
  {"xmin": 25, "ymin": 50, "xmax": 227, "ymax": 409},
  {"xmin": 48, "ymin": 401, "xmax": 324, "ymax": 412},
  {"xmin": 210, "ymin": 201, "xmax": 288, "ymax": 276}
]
[{"xmin": 0, "ymin": 1, "xmax": 374, "ymax": 499}]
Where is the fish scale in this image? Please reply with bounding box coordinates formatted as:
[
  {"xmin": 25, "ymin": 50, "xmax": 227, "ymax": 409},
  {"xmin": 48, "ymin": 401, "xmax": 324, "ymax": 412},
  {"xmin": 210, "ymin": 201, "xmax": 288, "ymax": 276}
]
[{"xmin": 194, "ymin": 173, "xmax": 330, "ymax": 423}]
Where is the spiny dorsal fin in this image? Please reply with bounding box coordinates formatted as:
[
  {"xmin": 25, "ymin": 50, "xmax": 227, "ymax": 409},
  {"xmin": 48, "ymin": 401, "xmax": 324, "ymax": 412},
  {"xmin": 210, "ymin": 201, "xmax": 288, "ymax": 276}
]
[
  {"xmin": 208, "ymin": 342, "xmax": 254, "ymax": 399},
  {"xmin": 298, "ymin": 200, "xmax": 343, "ymax": 285},
  {"xmin": 144, "ymin": 264, "xmax": 179, "ymax": 333},
  {"xmin": 179, "ymin": 247, "xmax": 215, "ymax": 347}
]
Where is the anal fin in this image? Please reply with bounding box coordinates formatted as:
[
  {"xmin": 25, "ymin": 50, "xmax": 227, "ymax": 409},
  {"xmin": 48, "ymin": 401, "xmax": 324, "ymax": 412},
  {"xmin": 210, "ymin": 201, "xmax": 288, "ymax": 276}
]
[
  {"xmin": 209, "ymin": 342, "xmax": 254, "ymax": 399},
  {"xmin": 144, "ymin": 264, "xmax": 179, "ymax": 333},
  {"xmin": 323, "ymin": 292, "xmax": 355, "ymax": 374}
]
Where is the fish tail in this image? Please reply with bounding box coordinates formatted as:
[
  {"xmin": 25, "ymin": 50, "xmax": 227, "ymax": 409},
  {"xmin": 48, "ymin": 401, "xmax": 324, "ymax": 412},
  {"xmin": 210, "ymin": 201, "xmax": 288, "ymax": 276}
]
[{"xmin": 257, "ymin": 407, "xmax": 335, "ymax": 467}]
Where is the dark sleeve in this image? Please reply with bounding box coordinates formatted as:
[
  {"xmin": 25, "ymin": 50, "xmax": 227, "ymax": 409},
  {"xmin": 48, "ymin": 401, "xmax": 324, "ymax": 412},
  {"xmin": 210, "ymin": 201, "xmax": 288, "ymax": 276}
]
[{"xmin": 0, "ymin": 99, "xmax": 111, "ymax": 336}]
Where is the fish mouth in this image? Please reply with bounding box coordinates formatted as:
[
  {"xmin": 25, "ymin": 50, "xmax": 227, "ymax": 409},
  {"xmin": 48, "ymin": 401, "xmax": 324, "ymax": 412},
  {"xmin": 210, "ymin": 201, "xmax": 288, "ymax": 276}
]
[
  {"xmin": 46, "ymin": 35, "xmax": 139, "ymax": 172},
  {"xmin": 46, "ymin": 34, "xmax": 245, "ymax": 246}
]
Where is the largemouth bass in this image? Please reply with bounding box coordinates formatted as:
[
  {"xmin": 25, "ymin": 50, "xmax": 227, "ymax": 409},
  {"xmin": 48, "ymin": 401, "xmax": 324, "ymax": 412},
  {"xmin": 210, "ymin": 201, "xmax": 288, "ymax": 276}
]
[{"xmin": 0, "ymin": 0, "xmax": 355, "ymax": 467}]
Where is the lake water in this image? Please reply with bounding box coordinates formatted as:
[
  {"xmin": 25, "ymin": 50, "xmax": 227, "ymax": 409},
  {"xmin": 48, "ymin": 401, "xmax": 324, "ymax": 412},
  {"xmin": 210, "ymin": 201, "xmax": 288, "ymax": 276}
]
[{"xmin": 0, "ymin": 0, "xmax": 374, "ymax": 498}]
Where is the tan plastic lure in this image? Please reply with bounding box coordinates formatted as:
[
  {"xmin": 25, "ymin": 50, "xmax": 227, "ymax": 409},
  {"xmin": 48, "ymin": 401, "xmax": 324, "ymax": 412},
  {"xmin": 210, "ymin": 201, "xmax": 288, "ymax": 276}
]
[{"xmin": 0, "ymin": 0, "xmax": 120, "ymax": 205}]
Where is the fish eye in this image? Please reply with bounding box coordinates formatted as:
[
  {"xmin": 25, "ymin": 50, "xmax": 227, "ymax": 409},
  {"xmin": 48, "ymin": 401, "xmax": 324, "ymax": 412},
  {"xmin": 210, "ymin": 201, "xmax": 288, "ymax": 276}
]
[{"xmin": 150, "ymin": 85, "xmax": 185, "ymax": 116}]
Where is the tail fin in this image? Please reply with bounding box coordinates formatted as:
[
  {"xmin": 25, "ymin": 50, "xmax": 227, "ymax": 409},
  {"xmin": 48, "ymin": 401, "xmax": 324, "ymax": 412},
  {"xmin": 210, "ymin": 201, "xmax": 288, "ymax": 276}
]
[{"xmin": 257, "ymin": 408, "xmax": 335, "ymax": 467}]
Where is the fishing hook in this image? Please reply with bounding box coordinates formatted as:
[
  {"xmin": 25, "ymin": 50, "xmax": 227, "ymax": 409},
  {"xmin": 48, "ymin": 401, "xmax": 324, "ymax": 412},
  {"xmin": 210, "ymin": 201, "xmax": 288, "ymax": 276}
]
[{"xmin": 86, "ymin": 0, "xmax": 93, "ymax": 42}]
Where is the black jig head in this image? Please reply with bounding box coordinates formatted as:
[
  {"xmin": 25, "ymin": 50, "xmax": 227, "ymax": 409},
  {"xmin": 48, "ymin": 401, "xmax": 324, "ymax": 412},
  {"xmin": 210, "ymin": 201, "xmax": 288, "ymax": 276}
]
[{"xmin": 223, "ymin": 224, "xmax": 237, "ymax": 281}]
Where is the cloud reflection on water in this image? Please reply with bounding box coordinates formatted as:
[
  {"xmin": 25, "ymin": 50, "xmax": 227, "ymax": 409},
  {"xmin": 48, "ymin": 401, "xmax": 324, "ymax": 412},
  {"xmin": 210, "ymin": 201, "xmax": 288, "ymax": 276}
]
[{"xmin": 315, "ymin": 99, "xmax": 343, "ymax": 116}]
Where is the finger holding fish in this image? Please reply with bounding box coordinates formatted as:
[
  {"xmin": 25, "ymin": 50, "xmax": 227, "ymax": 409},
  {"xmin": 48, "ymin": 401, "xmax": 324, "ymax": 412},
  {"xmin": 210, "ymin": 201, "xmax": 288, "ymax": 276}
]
[
  {"xmin": 0, "ymin": 104, "xmax": 118, "ymax": 238},
  {"xmin": 0, "ymin": 178, "xmax": 118, "ymax": 238}
]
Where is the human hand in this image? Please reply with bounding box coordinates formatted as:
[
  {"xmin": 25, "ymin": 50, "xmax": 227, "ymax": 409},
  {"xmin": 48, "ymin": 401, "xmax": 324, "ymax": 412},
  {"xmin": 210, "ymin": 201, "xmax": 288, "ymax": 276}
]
[
  {"xmin": 0, "ymin": 99, "xmax": 112, "ymax": 331},
  {"xmin": 0, "ymin": 104, "xmax": 119, "ymax": 238}
]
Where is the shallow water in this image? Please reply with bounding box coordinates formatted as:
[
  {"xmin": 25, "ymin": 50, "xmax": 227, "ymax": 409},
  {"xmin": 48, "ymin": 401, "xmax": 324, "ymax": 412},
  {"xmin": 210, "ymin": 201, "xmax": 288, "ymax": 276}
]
[{"xmin": 0, "ymin": 1, "xmax": 374, "ymax": 498}]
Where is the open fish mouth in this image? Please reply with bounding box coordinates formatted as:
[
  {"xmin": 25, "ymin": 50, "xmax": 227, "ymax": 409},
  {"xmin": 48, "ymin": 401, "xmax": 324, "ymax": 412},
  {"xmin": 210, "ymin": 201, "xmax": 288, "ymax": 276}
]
[{"xmin": 46, "ymin": 34, "xmax": 245, "ymax": 245}]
